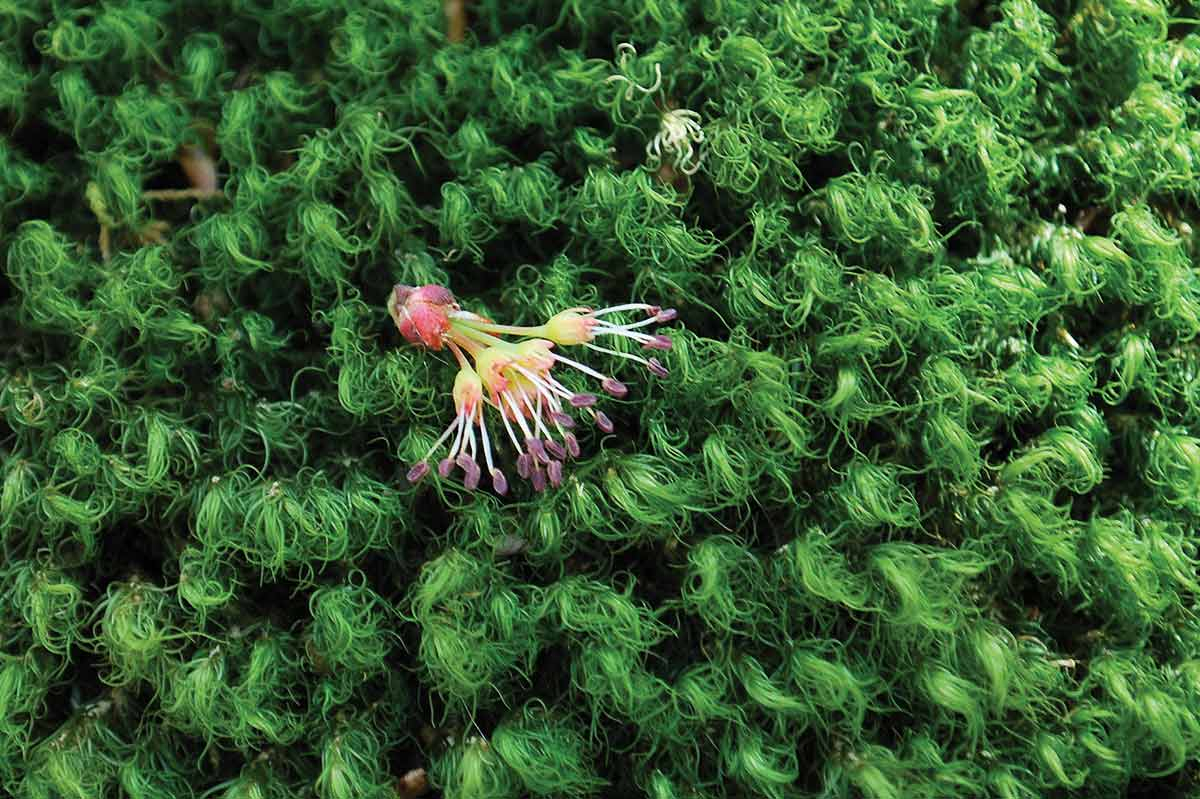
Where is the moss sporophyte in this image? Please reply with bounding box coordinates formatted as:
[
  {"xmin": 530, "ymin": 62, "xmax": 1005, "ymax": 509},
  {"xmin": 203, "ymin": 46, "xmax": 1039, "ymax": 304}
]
[{"xmin": 389, "ymin": 285, "xmax": 676, "ymax": 495}]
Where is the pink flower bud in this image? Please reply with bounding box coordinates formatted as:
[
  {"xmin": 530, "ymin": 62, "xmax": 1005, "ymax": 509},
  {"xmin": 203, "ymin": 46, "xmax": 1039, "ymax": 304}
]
[{"xmin": 388, "ymin": 284, "xmax": 458, "ymax": 350}]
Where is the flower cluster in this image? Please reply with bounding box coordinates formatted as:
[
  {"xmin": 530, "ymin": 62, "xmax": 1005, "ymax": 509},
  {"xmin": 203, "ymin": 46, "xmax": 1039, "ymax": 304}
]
[{"xmin": 390, "ymin": 285, "xmax": 677, "ymax": 494}]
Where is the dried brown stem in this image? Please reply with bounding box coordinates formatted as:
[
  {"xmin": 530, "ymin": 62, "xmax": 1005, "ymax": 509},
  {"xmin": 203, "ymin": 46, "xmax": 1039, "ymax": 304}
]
[
  {"xmin": 445, "ymin": 0, "xmax": 467, "ymax": 43},
  {"xmin": 141, "ymin": 188, "xmax": 223, "ymax": 201},
  {"xmin": 178, "ymin": 144, "xmax": 219, "ymax": 194}
]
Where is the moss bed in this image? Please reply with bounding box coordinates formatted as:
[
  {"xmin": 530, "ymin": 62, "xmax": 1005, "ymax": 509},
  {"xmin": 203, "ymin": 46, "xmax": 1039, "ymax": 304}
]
[{"xmin": 5, "ymin": 1, "xmax": 1200, "ymax": 797}]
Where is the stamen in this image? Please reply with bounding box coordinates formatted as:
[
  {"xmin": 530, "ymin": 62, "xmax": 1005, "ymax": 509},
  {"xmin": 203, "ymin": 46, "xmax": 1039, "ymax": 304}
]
[
  {"xmin": 544, "ymin": 439, "xmax": 566, "ymax": 460},
  {"xmin": 515, "ymin": 382, "xmax": 539, "ymax": 419},
  {"xmin": 531, "ymin": 467, "xmax": 547, "ymax": 492},
  {"xmin": 647, "ymin": 357, "xmax": 669, "ymax": 378},
  {"xmin": 547, "ymin": 460, "xmax": 563, "ymax": 487},
  {"xmin": 593, "ymin": 314, "xmax": 664, "ymax": 333},
  {"xmin": 546, "ymin": 393, "xmax": 568, "ymax": 418},
  {"xmin": 564, "ymin": 432, "xmax": 581, "ymax": 458},
  {"xmin": 503, "ymin": 392, "xmax": 537, "ymax": 442},
  {"xmin": 422, "ymin": 415, "xmax": 463, "ymax": 461},
  {"xmin": 642, "ymin": 335, "xmax": 672, "ymax": 350},
  {"xmin": 592, "ymin": 302, "xmax": 657, "ymax": 317},
  {"xmin": 466, "ymin": 417, "xmax": 478, "ymax": 459},
  {"xmin": 551, "ymin": 351, "xmax": 609, "ymax": 382},
  {"xmin": 590, "ymin": 322, "xmax": 662, "ymax": 347},
  {"xmin": 479, "ymin": 412, "xmax": 495, "ymax": 472},
  {"xmin": 516, "ymin": 453, "xmax": 532, "ymax": 479},
  {"xmin": 448, "ymin": 408, "xmax": 469, "ymax": 458},
  {"xmin": 544, "ymin": 373, "xmax": 579, "ymax": 399},
  {"xmin": 491, "ymin": 468, "xmax": 508, "ymax": 495},
  {"xmin": 593, "ymin": 411, "xmax": 614, "ymax": 433},
  {"xmin": 438, "ymin": 457, "xmax": 455, "ymax": 477},
  {"xmin": 584, "ymin": 341, "xmax": 656, "ymax": 369},
  {"xmin": 570, "ymin": 393, "xmax": 598, "ymax": 407},
  {"xmin": 551, "ymin": 412, "xmax": 575, "ymax": 429},
  {"xmin": 514, "ymin": 365, "xmax": 575, "ymax": 403},
  {"xmin": 497, "ymin": 396, "xmax": 525, "ymax": 453},
  {"xmin": 526, "ymin": 438, "xmax": 550, "ymax": 464},
  {"xmin": 532, "ymin": 412, "xmax": 555, "ymax": 443},
  {"xmin": 601, "ymin": 378, "xmax": 628, "ymax": 398},
  {"xmin": 407, "ymin": 462, "xmax": 430, "ymax": 483},
  {"xmin": 456, "ymin": 453, "xmax": 481, "ymax": 490},
  {"xmin": 518, "ymin": 384, "xmax": 556, "ymax": 442},
  {"xmin": 511, "ymin": 364, "xmax": 576, "ymax": 410},
  {"xmin": 655, "ymin": 308, "xmax": 678, "ymax": 323}
]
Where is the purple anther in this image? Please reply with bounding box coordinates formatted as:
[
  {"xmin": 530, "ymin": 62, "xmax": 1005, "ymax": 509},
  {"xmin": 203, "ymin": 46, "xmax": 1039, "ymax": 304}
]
[
  {"xmin": 516, "ymin": 453, "xmax": 532, "ymax": 480},
  {"xmin": 594, "ymin": 411, "xmax": 614, "ymax": 433},
  {"xmin": 551, "ymin": 412, "xmax": 576, "ymax": 429},
  {"xmin": 647, "ymin": 357, "xmax": 669, "ymax": 378},
  {"xmin": 492, "ymin": 469, "xmax": 509, "ymax": 496},
  {"xmin": 526, "ymin": 437, "xmax": 550, "ymax": 464},
  {"xmin": 544, "ymin": 439, "xmax": 567, "ymax": 460},
  {"xmin": 531, "ymin": 468, "xmax": 547, "ymax": 492},
  {"xmin": 655, "ymin": 308, "xmax": 678, "ymax": 323},
  {"xmin": 642, "ymin": 334, "xmax": 672, "ymax": 350},
  {"xmin": 406, "ymin": 462, "xmax": 430, "ymax": 483},
  {"xmin": 457, "ymin": 453, "xmax": 481, "ymax": 490},
  {"xmin": 438, "ymin": 457, "xmax": 455, "ymax": 478},
  {"xmin": 601, "ymin": 378, "xmax": 628, "ymax": 398},
  {"xmin": 547, "ymin": 460, "xmax": 563, "ymax": 487},
  {"xmin": 564, "ymin": 432, "xmax": 581, "ymax": 458},
  {"xmin": 570, "ymin": 393, "xmax": 598, "ymax": 408}
]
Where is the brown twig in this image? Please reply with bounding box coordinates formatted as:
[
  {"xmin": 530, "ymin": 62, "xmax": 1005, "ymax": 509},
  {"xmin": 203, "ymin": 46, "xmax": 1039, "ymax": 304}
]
[
  {"xmin": 98, "ymin": 226, "xmax": 112, "ymax": 262},
  {"xmin": 141, "ymin": 187, "xmax": 223, "ymax": 201},
  {"xmin": 445, "ymin": 0, "xmax": 467, "ymax": 43},
  {"xmin": 178, "ymin": 143, "xmax": 219, "ymax": 195}
]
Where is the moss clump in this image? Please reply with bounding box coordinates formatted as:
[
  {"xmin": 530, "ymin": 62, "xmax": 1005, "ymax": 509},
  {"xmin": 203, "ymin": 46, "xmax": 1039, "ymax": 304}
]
[{"xmin": 5, "ymin": 1, "xmax": 1200, "ymax": 797}]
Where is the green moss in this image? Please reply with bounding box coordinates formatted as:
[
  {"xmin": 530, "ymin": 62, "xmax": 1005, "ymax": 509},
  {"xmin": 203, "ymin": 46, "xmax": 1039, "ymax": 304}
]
[{"xmin": 5, "ymin": 0, "xmax": 1200, "ymax": 796}]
